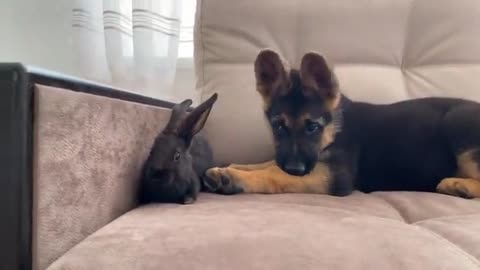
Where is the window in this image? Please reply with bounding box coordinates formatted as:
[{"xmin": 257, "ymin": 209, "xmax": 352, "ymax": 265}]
[
  {"xmin": 179, "ymin": 0, "xmax": 196, "ymax": 59},
  {"xmin": 0, "ymin": 0, "xmax": 198, "ymax": 101}
]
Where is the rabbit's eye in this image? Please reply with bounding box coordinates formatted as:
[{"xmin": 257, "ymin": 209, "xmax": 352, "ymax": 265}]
[{"xmin": 173, "ymin": 151, "xmax": 181, "ymax": 162}]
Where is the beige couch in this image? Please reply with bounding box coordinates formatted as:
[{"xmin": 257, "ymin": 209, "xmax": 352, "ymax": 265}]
[{"xmin": 1, "ymin": 0, "xmax": 480, "ymax": 269}]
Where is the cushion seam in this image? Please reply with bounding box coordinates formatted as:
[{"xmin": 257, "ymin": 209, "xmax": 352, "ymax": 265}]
[
  {"xmin": 400, "ymin": 0, "xmax": 416, "ymax": 69},
  {"xmin": 176, "ymin": 200, "xmax": 407, "ymax": 224},
  {"xmin": 45, "ymin": 214, "xmax": 126, "ymax": 269},
  {"xmin": 414, "ymin": 225, "xmax": 480, "ymax": 269},
  {"xmin": 414, "ymin": 213, "xmax": 480, "ymax": 225},
  {"xmin": 369, "ymin": 195, "xmax": 406, "ymax": 222},
  {"xmin": 200, "ymin": 0, "xmax": 206, "ymax": 99}
]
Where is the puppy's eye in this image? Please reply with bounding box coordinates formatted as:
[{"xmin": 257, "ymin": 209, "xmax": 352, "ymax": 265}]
[
  {"xmin": 173, "ymin": 151, "xmax": 181, "ymax": 162},
  {"xmin": 317, "ymin": 117, "xmax": 326, "ymax": 126},
  {"xmin": 305, "ymin": 123, "xmax": 320, "ymax": 134},
  {"xmin": 273, "ymin": 122, "xmax": 286, "ymax": 135}
]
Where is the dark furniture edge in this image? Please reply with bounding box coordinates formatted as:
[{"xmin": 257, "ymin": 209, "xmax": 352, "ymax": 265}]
[
  {"xmin": 0, "ymin": 63, "xmax": 181, "ymax": 270},
  {"xmin": 0, "ymin": 63, "xmax": 32, "ymax": 270},
  {"xmin": 27, "ymin": 65, "xmax": 178, "ymax": 108}
]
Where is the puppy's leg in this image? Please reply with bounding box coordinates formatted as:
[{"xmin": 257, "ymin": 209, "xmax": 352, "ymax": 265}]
[
  {"xmin": 437, "ymin": 178, "xmax": 480, "ymax": 199},
  {"xmin": 228, "ymin": 160, "xmax": 276, "ymax": 171},
  {"xmin": 438, "ymin": 106, "xmax": 480, "ymax": 199},
  {"xmin": 204, "ymin": 163, "xmax": 332, "ymax": 195},
  {"xmin": 437, "ymin": 149, "xmax": 480, "ymax": 198}
]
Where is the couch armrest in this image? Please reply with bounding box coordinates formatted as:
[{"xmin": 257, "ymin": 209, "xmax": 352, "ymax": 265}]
[
  {"xmin": 0, "ymin": 64, "xmax": 177, "ymax": 270},
  {"xmin": 0, "ymin": 64, "xmax": 32, "ymax": 270}
]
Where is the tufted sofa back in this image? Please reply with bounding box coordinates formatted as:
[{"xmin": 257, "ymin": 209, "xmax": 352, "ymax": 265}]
[{"xmin": 194, "ymin": 0, "xmax": 480, "ymax": 164}]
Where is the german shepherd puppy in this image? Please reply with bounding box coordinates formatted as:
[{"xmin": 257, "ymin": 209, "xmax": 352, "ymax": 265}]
[{"xmin": 204, "ymin": 49, "xmax": 480, "ymax": 199}]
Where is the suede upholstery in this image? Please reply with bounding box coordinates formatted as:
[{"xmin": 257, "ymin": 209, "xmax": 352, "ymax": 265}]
[
  {"xmin": 48, "ymin": 193, "xmax": 480, "ymax": 270},
  {"xmin": 33, "ymin": 84, "xmax": 171, "ymax": 270}
]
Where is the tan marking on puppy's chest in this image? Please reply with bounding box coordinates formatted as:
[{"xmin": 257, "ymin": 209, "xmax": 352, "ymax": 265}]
[{"xmin": 457, "ymin": 150, "xmax": 480, "ymax": 179}]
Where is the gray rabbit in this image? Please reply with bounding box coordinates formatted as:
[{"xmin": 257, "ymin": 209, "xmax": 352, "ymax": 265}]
[{"xmin": 139, "ymin": 93, "xmax": 218, "ymax": 204}]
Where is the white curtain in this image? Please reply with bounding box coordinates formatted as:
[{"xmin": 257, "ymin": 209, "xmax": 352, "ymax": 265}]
[
  {"xmin": 72, "ymin": 0, "xmax": 183, "ymax": 99},
  {"xmin": 0, "ymin": 0, "xmax": 195, "ymax": 101}
]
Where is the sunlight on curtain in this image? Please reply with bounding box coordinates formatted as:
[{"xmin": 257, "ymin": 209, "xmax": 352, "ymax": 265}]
[
  {"xmin": 0, "ymin": 0, "xmax": 196, "ymax": 101},
  {"xmin": 74, "ymin": 0, "xmax": 187, "ymax": 99}
]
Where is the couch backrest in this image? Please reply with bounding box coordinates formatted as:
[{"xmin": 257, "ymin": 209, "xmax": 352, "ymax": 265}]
[{"xmin": 194, "ymin": 0, "xmax": 480, "ymax": 164}]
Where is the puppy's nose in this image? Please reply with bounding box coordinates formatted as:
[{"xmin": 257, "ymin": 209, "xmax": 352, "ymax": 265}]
[{"xmin": 284, "ymin": 161, "xmax": 306, "ymax": 176}]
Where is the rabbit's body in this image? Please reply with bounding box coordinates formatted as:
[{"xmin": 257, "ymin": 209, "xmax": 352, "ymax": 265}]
[
  {"xmin": 190, "ymin": 135, "xmax": 214, "ymax": 178},
  {"xmin": 139, "ymin": 95, "xmax": 217, "ymax": 204}
]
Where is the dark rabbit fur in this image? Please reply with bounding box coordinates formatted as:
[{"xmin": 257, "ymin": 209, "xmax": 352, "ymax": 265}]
[{"xmin": 139, "ymin": 93, "xmax": 218, "ymax": 204}]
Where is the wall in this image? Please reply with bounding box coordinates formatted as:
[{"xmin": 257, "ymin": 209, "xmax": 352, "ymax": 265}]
[{"xmin": 0, "ymin": 0, "xmax": 197, "ymax": 102}]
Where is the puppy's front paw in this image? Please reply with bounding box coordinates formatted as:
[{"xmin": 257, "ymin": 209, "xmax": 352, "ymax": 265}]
[
  {"xmin": 436, "ymin": 178, "xmax": 473, "ymax": 199},
  {"xmin": 204, "ymin": 167, "xmax": 243, "ymax": 195},
  {"xmin": 203, "ymin": 167, "xmax": 224, "ymax": 191}
]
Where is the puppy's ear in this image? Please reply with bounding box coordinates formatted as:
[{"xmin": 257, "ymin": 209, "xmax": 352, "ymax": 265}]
[
  {"xmin": 300, "ymin": 52, "xmax": 339, "ymax": 102},
  {"xmin": 254, "ymin": 49, "xmax": 289, "ymax": 104},
  {"xmin": 177, "ymin": 93, "xmax": 218, "ymax": 144}
]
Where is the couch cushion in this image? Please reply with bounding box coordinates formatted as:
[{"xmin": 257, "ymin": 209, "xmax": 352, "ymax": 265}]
[
  {"xmin": 195, "ymin": 0, "xmax": 480, "ymax": 164},
  {"xmin": 48, "ymin": 192, "xmax": 480, "ymax": 270},
  {"xmin": 372, "ymin": 192, "xmax": 480, "ymax": 223}
]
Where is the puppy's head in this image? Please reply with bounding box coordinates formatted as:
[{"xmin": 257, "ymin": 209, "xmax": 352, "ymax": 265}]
[{"xmin": 254, "ymin": 49, "xmax": 342, "ymax": 176}]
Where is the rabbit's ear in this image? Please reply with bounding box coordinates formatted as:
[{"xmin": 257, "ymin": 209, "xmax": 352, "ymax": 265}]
[
  {"xmin": 177, "ymin": 93, "xmax": 218, "ymax": 143},
  {"xmin": 163, "ymin": 99, "xmax": 193, "ymax": 134}
]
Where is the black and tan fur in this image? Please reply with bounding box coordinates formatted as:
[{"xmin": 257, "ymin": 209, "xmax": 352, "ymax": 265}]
[{"xmin": 204, "ymin": 49, "xmax": 480, "ymax": 199}]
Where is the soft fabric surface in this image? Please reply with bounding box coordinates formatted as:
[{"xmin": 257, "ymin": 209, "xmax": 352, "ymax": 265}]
[
  {"xmin": 33, "ymin": 84, "xmax": 172, "ymax": 270},
  {"xmin": 48, "ymin": 192, "xmax": 480, "ymax": 270}
]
